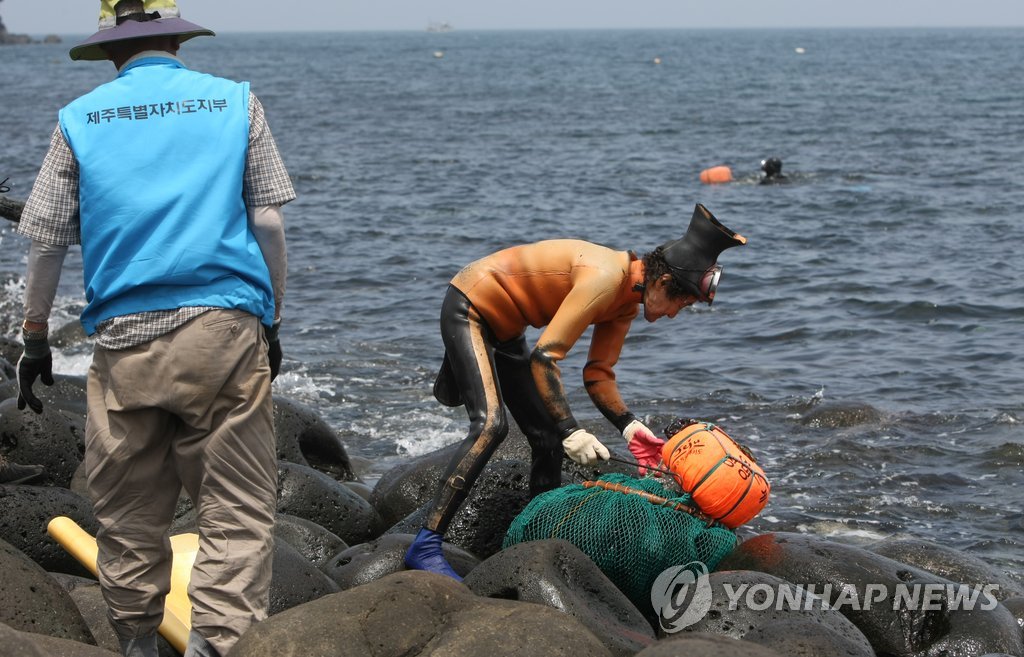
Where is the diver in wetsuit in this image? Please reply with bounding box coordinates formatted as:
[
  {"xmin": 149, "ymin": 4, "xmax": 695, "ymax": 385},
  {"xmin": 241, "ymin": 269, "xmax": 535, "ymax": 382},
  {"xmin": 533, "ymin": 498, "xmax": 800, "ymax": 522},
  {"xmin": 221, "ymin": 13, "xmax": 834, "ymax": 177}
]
[
  {"xmin": 759, "ymin": 157, "xmax": 789, "ymax": 184},
  {"xmin": 405, "ymin": 203, "xmax": 747, "ymax": 580}
]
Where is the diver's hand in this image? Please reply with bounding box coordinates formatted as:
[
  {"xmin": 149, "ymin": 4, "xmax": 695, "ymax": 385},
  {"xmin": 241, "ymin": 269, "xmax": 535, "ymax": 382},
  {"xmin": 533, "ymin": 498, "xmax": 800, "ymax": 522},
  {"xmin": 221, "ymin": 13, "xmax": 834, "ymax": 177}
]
[
  {"xmin": 562, "ymin": 429, "xmax": 610, "ymax": 465},
  {"xmin": 623, "ymin": 419, "xmax": 665, "ymax": 475},
  {"xmin": 17, "ymin": 335, "xmax": 54, "ymax": 414}
]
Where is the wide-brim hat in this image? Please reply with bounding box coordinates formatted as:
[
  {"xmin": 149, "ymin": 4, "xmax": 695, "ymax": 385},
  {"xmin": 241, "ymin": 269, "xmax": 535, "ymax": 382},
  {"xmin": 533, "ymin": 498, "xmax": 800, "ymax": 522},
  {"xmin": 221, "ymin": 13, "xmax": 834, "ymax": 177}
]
[{"xmin": 70, "ymin": 0, "xmax": 214, "ymax": 62}]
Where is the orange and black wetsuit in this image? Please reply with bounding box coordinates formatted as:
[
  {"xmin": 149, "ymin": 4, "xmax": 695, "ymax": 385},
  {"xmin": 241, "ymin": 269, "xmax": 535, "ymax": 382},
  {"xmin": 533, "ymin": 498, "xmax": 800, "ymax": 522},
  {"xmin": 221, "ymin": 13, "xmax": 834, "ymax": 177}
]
[{"xmin": 427, "ymin": 239, "xmax": 645, "ymax": 533}]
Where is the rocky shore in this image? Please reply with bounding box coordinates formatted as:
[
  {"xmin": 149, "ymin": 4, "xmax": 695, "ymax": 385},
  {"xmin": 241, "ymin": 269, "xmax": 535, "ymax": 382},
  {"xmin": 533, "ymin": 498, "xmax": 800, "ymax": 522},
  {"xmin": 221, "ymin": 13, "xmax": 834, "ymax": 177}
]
[
  {"xmin": 0, "ymin": 14, "xmax": 60, "ymax": 45},
  {"xmin": 0, "ymin": 341, "xmax": 1022, "ymax": 656},
  {"xmin": 0, "ymin": 29, "xmax": 60, "ymax": 46}
]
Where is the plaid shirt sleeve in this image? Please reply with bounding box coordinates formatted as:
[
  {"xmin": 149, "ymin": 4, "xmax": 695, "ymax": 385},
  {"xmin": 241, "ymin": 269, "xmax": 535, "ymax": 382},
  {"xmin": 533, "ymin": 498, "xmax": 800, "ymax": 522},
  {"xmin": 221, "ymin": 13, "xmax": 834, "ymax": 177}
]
[
  {"xmin": 16, "ymin": 126, "xmax": 82, "ymax": 246},
  {"xmin": 244, "ymin": 92, "xmax": 296, "ymax": 208}
]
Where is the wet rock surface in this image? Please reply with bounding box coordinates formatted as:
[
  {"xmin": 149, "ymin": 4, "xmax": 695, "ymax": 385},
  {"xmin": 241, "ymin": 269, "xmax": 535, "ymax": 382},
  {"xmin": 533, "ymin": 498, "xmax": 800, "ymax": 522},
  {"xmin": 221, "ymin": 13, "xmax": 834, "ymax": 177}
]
[
  {"xmin": 464, "ymin": 538, "xmax": 656, "ymax": 657},
  {"xmin": 634, "ymin": 632, "xmax": 786, "ymax": 656},
  {"xmin": 321, "ymin": 532, "xmax": 478, "ymax": 590},
  {"xmin": 385, "ymin": 458, "xmax": 534, "ymax": 559},
  {"xmin": 230, "ymin": 571, "xmax": 616, "ymax": 657},
  {"xmin": 273, "ymin": 512, "xmax": 350, "ymax": 571},
  {"xmin": 679, "ymin": 570, "xmax": 874, "ymax": 656},
  {"xmin": 276, "ymin": 460, "xmax": 385, "ymax": 545},
  {"xmin": 718, "ymin": 532, "xmax": 1024, "ymax": 657},
  {"xmin": 0, "ymin": 537, "xmax": 96, "ymax": 645},
  {"xmin": 0, "ymin": 484, "xmax": 98, "ymax": 576},
  {"xmin": 273, "ymin": 396, "xmax": 356, "ymax": 482},
  {"xmin": 0, "ymin": 396, "xmax": 84, "ymax": 487}
]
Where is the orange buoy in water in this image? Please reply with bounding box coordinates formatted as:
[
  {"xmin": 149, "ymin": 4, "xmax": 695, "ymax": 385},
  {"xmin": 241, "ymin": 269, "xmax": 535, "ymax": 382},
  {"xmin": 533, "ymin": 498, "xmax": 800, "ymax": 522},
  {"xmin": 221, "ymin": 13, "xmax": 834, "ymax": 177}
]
[
  {"xmin": 699, "ymin": 165, "xmax": 733, "ymax": 184},
  {"xmin": 661, "ymin": 421, "xmax": 770, "ymax": 528}
]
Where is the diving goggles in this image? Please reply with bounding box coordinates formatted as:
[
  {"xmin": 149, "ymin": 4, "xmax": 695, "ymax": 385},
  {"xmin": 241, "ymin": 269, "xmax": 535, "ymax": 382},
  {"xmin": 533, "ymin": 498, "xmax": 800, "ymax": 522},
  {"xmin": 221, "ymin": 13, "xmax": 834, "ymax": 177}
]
[
  {"xmin": 668, "ymin": 263, "xmax": 723, "ymax": 304},
  {"xmin": 699, "ymin": 265, "xmax": 723, "ymax": 304}
]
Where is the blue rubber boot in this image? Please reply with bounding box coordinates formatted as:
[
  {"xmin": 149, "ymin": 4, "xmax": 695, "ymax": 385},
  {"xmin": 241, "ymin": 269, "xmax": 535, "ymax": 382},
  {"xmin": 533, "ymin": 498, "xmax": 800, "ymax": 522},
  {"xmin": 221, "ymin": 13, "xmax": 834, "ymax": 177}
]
[{"xmin": 404, "ymin": 527, "xmax": 463, "ymax": 582}]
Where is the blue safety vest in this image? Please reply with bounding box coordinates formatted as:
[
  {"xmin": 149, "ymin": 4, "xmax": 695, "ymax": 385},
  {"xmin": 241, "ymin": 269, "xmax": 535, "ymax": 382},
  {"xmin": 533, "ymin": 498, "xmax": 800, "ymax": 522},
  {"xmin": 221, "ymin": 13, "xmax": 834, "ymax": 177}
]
[{"xmin": 60, "ymin": 57, "xmax": 274, "ymax": 335}]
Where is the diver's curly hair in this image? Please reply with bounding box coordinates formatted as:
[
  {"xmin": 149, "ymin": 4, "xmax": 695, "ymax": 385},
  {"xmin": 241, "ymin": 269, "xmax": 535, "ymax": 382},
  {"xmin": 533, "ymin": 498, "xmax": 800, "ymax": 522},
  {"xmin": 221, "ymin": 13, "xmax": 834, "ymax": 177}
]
[{"xmin": 641, "ymin": 247, "xmax": 692, "ymax": 298}]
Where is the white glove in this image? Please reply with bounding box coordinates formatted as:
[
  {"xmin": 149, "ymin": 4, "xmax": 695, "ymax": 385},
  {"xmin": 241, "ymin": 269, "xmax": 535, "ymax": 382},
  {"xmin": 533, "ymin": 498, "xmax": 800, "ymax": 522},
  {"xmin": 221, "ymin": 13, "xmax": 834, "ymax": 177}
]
[{"xmin": 562, "ymin": 429, "xmax": 610, "ymax": 465}]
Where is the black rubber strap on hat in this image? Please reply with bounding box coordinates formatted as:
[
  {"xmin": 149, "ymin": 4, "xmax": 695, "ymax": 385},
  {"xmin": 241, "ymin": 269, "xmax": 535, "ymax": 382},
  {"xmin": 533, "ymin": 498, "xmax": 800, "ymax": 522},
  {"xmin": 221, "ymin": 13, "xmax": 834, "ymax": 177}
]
[{"xmin": 116, "ymin": 11, "xmax": 161, "ymax": 25}]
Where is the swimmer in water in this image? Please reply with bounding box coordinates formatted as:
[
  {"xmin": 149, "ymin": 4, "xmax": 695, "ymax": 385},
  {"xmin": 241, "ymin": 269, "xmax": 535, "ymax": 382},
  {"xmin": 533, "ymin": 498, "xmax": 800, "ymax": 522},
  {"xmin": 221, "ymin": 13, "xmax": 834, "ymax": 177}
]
[{"xmin": 759, "ymin": 157, "xmax": 789, "ymax": 184}]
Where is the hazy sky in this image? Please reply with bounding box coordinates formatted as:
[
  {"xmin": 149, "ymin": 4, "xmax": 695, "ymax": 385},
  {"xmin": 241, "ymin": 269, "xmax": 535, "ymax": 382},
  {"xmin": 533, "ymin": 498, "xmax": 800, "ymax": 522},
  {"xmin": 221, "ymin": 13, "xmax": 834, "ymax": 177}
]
[{"xmin": 4, "ymin": 0, "xmax": 1024, "ymax": 34}]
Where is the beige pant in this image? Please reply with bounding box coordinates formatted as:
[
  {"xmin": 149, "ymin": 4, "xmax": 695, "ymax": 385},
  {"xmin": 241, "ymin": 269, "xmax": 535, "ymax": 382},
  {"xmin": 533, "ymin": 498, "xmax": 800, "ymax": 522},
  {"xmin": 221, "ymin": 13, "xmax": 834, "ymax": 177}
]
[{"xmin": 85, "ymin": 309, "xmax": 278, "ymax": 656}]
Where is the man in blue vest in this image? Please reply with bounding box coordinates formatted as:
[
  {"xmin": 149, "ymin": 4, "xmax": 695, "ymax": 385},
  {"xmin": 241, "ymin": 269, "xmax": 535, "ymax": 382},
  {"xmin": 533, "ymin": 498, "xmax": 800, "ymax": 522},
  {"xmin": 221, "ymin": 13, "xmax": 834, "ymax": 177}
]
[{"xmin": 16, "ymin": 2, "xmax": 294, "ymax": 656}]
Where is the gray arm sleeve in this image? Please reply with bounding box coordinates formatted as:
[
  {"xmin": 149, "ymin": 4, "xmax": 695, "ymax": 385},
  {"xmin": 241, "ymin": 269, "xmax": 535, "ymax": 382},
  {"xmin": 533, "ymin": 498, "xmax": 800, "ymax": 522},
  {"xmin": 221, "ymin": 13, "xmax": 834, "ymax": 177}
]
[
  {"xmin": 24, "ymin": 240, "xmax": 69, "ymax": 325},
  {"xmin": 248, "ymin": 204, "xmax": 287, "ymax": 322}
]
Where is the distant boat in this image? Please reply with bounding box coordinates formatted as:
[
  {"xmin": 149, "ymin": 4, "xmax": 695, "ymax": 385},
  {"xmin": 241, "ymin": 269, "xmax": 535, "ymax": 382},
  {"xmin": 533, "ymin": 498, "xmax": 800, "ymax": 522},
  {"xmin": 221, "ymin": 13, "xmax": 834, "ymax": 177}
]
[{"xmin": 426, "ymin": 21, "xmax": 454, "ymax": 33}]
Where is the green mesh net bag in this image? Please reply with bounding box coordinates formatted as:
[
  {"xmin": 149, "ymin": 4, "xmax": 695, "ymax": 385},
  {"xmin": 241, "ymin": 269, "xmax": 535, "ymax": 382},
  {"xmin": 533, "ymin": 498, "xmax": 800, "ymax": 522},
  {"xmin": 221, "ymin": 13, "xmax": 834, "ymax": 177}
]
[{"xmin": 503, "ymin": 473, "xmax": 738, "ymax": 612}]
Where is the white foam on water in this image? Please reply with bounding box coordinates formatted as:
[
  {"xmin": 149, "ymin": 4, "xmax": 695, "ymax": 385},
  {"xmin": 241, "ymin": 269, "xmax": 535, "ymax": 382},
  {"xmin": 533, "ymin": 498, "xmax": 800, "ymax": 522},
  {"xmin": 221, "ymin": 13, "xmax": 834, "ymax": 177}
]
[
  {"xmin": 876, "ymin": 494, "xmax": 951, "ymax": 515},
  {"xmin": 393, "ymin": 412, "xmax": 462, "ymax": 456},
  {"xmin": 274, "ymin": 368, "xmax": 336, "ymax": 400},
  {"xmin": 796, "ymin": 521, "xmax": 888, "ymax": 542},
  {"xmin": 342, "ymin": 405, "xmax": 461, "ymax": 458},
  {"xmin": 51, "ymin": 350, "xmax": 91, "ymax": 377}
]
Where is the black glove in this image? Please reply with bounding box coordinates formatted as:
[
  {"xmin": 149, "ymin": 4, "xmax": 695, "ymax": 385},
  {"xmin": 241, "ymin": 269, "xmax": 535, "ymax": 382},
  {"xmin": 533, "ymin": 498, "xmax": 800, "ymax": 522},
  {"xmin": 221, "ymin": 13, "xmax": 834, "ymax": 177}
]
[
  {"xmin": 266, "ymin": 321, "xmax": 282, "ymax": 381},
  {"xmin": 17, "ymin": 333, "xmax": 54, "ymax": 414}
]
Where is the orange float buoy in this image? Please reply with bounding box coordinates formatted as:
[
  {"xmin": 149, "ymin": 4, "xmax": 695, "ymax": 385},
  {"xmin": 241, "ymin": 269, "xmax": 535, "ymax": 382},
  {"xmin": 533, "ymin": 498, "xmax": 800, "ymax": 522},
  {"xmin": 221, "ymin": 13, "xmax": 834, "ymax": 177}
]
[
  {"xmin": 699, "ymin": 165, "xmax": 733, "ymax": 184},
  {"xmin": 661, "ymin": 421, "xmax": 770, "ymax": 528}
]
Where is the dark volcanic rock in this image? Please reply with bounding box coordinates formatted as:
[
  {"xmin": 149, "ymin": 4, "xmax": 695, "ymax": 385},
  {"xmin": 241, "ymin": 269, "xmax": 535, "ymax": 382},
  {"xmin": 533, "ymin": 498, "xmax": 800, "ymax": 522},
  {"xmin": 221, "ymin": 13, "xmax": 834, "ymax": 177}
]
[
  {"xmin": 0, "ymin": 537, "xmax": 96, "ymax": 645},
  {"xmin": 273, "ymin": 395, "xmax": 356, "ymax": 481},
  {"xmin": 48, "ymin": 574, "xmax": 116, "ymax": 651},
  {"xmin": 718, "ymin": 532, "xmax": 1024, "ymax": 657},
  {"xmin": 869, "ymin": 536, "xmax": 1024, "ymax": 600},
  {"xmin": 0, "ymin": 337, "xmax": 18, "ymax": 380},
  {"xmin": 48, "ymin": 573, "xmax": 175, "ymax": 655},
  {"xmin": 384, "ymin": 458, "xmax": 533, "ymax": 559},
  {"xmin": 1002, "ymin": 596, "xmax": 1024, "ymax": 631},
  {"xmin": 743, "ymin": 618, "xmax": 875, "ymax": 656},
  {"xmin": 230, "ymin": 570, "xmax": 614, "ymax": 657},
  {"xmin": 273, "ymin": 513, "xmax": 349, "ymax": 571},
  {"xmin": 0, "ymin": 621, "xmax": 113, "ymax": 656},
  {"xmin": 465, "ymin": 538, "xmax": 655, "ymax": 657},
  {"xmin": 369, "ymin": 441, "xmax": 460, "ymax": 527},
  {"xmin": 799, "ymin": 402, "xmax": 883, "ymax": 428},
  {"xmin": 321, "ymin": 532, "xmax": 478, "ymax": 590},
  {"xmin": 0, "ymin": 484, "xmax": 98, "ymax": 576},
  {"xmin": 679, "ymin": 570, "xmax": 874, "ymax": 656},
  {"xmin": 268, "ymin": 538, "xmax": 340, "ymax": 615},
  {"xmin": 0, "ymin": 396, "xmax": 84, "ymax": 487},
  {"xmin": 634, "ymin": 632, "xmax": 785, "ymax": 656},
  {"xmin": 0, "ymin": 374, "xmax": 88, "ymax": 433},
  {"xmin": 276, "ymin": 460, "xmax": 384, "ymax": 545}
]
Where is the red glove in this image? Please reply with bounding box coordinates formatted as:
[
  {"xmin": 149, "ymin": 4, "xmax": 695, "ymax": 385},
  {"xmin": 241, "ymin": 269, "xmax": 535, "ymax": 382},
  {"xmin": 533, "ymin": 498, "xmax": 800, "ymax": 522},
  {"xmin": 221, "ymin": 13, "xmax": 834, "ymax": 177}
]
[{"xmin": 622, "ymin": 420, "xmax": 665, "ymax": 476}]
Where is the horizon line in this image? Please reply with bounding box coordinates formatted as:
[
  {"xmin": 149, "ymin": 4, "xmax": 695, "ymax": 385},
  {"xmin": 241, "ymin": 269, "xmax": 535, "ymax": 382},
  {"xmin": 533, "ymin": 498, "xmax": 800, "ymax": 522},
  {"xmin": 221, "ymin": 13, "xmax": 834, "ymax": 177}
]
[{"xmin": 7, "ymin": 24, "xmax": 1024, "ymax": 37}]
